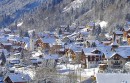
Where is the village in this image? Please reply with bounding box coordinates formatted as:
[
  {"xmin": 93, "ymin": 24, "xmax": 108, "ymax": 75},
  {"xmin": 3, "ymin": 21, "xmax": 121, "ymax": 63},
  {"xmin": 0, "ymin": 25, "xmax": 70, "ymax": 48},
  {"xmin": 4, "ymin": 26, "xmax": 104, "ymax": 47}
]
[{"xmin": 0, "ymin": 21, "xmax": 130, "ymax": 83}]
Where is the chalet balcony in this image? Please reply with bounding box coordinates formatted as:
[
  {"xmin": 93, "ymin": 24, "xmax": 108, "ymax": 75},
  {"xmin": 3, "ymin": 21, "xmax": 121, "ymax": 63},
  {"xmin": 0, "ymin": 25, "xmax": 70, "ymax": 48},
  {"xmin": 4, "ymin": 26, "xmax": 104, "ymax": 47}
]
[
  {"xmin": 112, "ymin": 63, "xmax": 121, "ymax": 68},
  {"xmin": 113, "ymin": 63, "xmax": 120, "ymax": 66}
]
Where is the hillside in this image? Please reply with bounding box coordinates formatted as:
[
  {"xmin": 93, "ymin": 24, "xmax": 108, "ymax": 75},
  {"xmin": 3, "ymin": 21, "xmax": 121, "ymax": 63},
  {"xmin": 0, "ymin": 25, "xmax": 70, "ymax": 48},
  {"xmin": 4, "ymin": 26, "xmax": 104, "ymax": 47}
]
[{"xmin": 0, "ymin": 0, "xmax": 130, "ymax": 33}]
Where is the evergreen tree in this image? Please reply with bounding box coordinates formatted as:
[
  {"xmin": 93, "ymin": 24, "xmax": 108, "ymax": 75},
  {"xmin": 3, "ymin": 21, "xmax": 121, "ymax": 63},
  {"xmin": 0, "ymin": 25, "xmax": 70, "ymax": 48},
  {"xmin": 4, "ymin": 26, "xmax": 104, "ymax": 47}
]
[
  {"xmin": 86, "ymin": 41, "xmax": 90, "ymax": 47},
  {"xmin": 65, "ymin": 25, "xmax": 70, "ymax": 32},
  {"xmin": 21, "ymin": 48, "xmax": 24, "ymax": 59},
  {"xmin": 1, "ymin": 52, "xmax": 6, "ymax": 66},
  {"xmin": 58, "ymin": 28, "xmax": 62, "ymax": 35},
  {"xmin": 24, "ymin": 31, "xmax": 29, "ymax": 37},
  {"xmin": 91, "ymin": 42, "xmax": 97, "ymax": 47},
  {"xmin": 19, "ymin": 29, "xmax": 23, "ymax": 37},
  {"xmin": 92, "ymin": 23, "xmax": 96, "ymax": 35},
  {"xmin": 97, "ymin": 25, "xmax": 101, "ymax": 36},
  {"xmin": 32, "ymin": 31, "xmax": 35, "ymax": 38}
]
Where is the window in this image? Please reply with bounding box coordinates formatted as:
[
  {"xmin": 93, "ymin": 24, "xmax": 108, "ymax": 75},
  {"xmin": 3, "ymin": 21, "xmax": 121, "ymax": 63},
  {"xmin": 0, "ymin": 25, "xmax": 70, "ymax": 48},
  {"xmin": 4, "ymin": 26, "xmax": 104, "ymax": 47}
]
[
  {"xmin": 120, "ymin": 61, "xmax": 122, "ymax": 64},
  {"xmin": 115, "ymin": 61, "xmax": 118, "ymax": 63}
]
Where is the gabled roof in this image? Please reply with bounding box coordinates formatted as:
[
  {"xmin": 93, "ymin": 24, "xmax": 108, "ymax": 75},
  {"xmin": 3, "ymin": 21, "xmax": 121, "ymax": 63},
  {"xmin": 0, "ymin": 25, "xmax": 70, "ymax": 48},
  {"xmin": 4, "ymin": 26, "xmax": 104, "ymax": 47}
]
[
  {"xmin": 0, "ymin": 36, "xmax": 8, "ymax": 43},
  {"xmin": 115, "ymin": 46, "xmax": 130, "ymax": 58},
  {"xmin": 113, "ymin": 31, "xmax": 123, "ymax": 35},
  {"xmin": 1, "ymin": 43, "xmax": 12, "ymax": 46},
  {"xmin": 4, "ymin": 28, "xmax": 11, "ymax": 32},
  {"xmin": 0, "ymin": 49, "xmax": 9, "ymax": 56},
  {"xmin": 43, "ymin": 54, "xmax": 59, "ymax": 60},
  {"xmin": 41, "ymin": 36, "xmax": 56, "ymax": 44},
  {"xmin": 9, "ymin": 59, "xmax": 20, "ymax": 64},
  {"xmin": 95, "ymin": 46, "xmax": 113, "ymax": 58},
  {"xmin": 32, "ymin": 51, "xmax": 43, "ymax": 57},
  {"xmin": 69, "ymin": 43, "xmax": 83, "ymax": 52},
  {"xmin": 109, "ymin": 53, "xmax": 124, "ymax": 59},
  {"xmin": 6, "ymin": 73, "xmax": 31, "ymax": 82},
  {"xmin": 123, "ymin": 27, "xmax": 130, "ymax": 31},
  {"xmin": 101, "ymin": 46, "xmax": 130, "ymax": 58},
  {"xmin": 91, "ymin": 49, "xmax": 102, "ymax": 53},
  {"xmin": 83, "ymin": 48, "xmax": 96, "ymax": 56}
]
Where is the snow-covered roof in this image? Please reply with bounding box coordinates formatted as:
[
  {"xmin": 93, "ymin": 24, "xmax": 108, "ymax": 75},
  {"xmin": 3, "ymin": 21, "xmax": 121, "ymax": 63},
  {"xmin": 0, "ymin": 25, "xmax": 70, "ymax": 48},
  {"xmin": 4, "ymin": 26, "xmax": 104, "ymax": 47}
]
[
  {"xmin": 41, "ymin": 37, "xmax": 56, "ymax": 44},
  {"xmin": 1, "ymin": 43, "xmax": 12, "ymax": 46},
  {"xmin": 12, "ymin": 46, "xmax": 21, "ymax": 49},
  {"xmin": 7, "ymin": 73, "xmax": 31, "ymax": 82},
  {"xmin": 0, "ymin": 36, "xmax": 8, "ymax": 43},
  {"xmin": 32, "ymin": 51, "xmax": 43, "ymax": 57},
  {"xmin": 9, "ymin": 59, "xmax": 20, "ymax": 64},
  {"xmin": 115, "ymin": 46, "xmax": 130, "ymax": 58},
  {"xmin": 69, "ymin": 43, "xmax": 83, "ymax": 52},
  {"xmin": 43, "ymin": 54, "xmax": 59, "ymax": 60},
  {"xmin": 0, "ymin": 49, "xmax": 9, "ymax": 56},
  {"xmin": 4, "ymin": 28, "xmax": 11, "ymax": 32},
  {"xmin": 109, "ymin": 53, "xmax": 121, "ymax": 58},
  {"xmin": 30, "ymin": 57, "xmax": 42, "ymax": 63},
  {"xmin": 98, "ymin": 46, "xmax": 130, "ymax": 58},
  {"xmin": 96, "ymin": 73, "xmax": 130, "ymax": 83},
  {"xmin": 13, "ymin": 37, "xmax": 30, "ymax": 43},
  {"xmin": 105, "ymin": 33, "xmax": 112, "ymax": 39},
  {"xmin": 84, "ymin": 53, "xmax": 100, "ymax": 56},
  {"xmin": 83, "ymin": 48, "xmax": 95, "ymax": 54},
  {"xmin": 93, "ymin": 46, "xmax": 113, "ymax": 58},
  {"xmin": 102, "ymin": 41, "xmax": 111, "ymax": 44},
  {"xmin": 114, "ymin": 31, "xmax": 123, "ymax": 35},
  {"xmin": 13, "ymin": 53, "xmax": 21, "ymax": 56}
]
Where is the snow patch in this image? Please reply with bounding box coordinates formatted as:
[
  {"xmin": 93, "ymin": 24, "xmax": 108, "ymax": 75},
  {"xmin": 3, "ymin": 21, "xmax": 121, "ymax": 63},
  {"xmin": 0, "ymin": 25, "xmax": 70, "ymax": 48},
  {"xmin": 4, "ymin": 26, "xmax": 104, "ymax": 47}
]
[
  {"xmin": 17, "ymin": 22, "xmax": 23, "ymax": 27},
  {"xmin": 99, "ymin": 21, "xmax": 108, "ymax": 28}
]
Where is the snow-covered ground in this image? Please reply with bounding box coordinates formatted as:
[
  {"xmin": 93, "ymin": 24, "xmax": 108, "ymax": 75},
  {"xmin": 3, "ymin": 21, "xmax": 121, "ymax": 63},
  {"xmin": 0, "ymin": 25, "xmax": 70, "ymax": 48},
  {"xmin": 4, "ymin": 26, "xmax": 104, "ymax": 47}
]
[
  {"xmin": 63, "ymin": 0, "xmax": 86, "ymax": 13},
  {"xmin": 96, "ymin": 73, "xmax": 130, "ymax": 83},
  {"xmin": 57, "ymin": 64, "xmax": 99, "ymax": 78}
]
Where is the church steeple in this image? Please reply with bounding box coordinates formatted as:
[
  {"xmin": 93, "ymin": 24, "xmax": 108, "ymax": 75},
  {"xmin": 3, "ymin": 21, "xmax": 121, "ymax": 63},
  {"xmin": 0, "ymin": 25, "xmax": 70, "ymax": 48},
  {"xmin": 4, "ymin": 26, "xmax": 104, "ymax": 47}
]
[{"xmin": 28, "ymin": 30, "xmax": 35, "ymax": 51}]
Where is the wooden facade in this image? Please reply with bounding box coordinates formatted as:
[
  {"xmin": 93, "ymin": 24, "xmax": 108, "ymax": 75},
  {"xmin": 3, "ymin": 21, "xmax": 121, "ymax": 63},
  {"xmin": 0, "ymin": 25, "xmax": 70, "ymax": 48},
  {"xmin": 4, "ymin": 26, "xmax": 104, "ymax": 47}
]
[
  {"xmin": 1, "ymin": 43, "xmax": 12, "ymax": 51},
  {"xmin": 108, "ymin": 53, "xmax": 126, "ymax": 68},
  {"xmin": 49, "ymin": 45, "xmax": 63, "ymax": 54},
  {"xmin": 81, "ymin": 49, "xmax": 103, "ymax": 68},
  {"xmin": 65, "ymin": 49, "xmax": 82, "ymax": 63},
  {"xmin": 123, "ymin": 29, "xmax": 130, "ymax": 44},
  {"xmin": 127, "ymin": 35, "xmax": 130, "ymax": 45},
  {"xmin": 35, "ymin": 39, "xmax": 50, "ymax": 50}
]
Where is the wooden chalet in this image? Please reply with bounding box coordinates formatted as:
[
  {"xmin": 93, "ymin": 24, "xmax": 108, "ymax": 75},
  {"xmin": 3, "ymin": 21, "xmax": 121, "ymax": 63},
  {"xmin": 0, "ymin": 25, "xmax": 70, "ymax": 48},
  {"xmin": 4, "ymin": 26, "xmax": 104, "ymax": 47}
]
[
  {"xmin": 108, "ymin": 53, "xmax": 126, "ymax": 68},
  {"xmin": 127, "ymin": 35, "xmax": 130, "ymax": 45},
  {"xmin": 1, "ymin": 43, "xmax": 12, "ymax": 51},
  {"xmin": 81, "ymin": 48, "xmax": 104, "ymax": 68},
  {"xmin": 4, "ymin": 73, "xmax": 31, "ymax": 83},
  {"xmin": 35, "ymin": 38, "xmax": 50, "ymax": 50},
  {"xmin": 123, "ymin": 28, "xmax": 130, "ymax": 40},
  {"xmin": 65, "ymin": 46, "xmax": 82, "ymax": 63}
]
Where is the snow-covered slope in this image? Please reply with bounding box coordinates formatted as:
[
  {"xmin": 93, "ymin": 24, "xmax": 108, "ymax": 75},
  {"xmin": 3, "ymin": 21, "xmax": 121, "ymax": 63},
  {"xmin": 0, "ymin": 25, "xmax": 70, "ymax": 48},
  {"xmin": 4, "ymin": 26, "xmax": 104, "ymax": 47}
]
[
  {"xmin": 0, "ymin": 0, "xmax": 63, "ymax": 27},
  {"xmin": 0, "ymin": 0, "xmax": 130, "ymax": 32}
]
